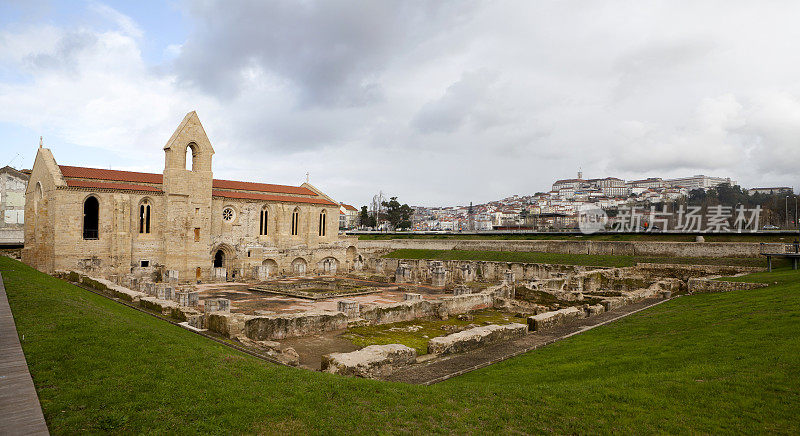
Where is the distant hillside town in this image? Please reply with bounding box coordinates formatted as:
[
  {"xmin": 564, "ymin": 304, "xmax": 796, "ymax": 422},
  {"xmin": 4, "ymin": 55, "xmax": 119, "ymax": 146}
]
[{"xmin": 405, "ymin": 172, "xmax": 794, "ymax": 232}]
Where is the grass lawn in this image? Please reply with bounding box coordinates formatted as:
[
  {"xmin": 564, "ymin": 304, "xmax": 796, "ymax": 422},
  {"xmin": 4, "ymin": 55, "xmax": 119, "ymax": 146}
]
[
  {"xmin": 3, "ymin": 255, "xmax": 799, "ymax": 433},
  {"xmin": 359, "ymin": 233, "xmax": 797, "ymax": 242},
  {"xmin": 383, "ymin": 248, "xmax": 782, "ymax": 268}
]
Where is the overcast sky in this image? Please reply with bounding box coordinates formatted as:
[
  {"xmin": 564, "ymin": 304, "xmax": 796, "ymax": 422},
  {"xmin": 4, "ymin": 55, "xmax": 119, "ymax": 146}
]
[{"xmin": 1, "ymin": 1, "xmax": 799, "ymax": 207}]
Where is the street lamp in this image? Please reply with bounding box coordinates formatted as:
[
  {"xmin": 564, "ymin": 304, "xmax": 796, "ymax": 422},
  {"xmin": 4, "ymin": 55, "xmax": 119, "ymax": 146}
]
[{"xmin": 786, "ymin": 195, "xmax": 790, "ymax": 229}]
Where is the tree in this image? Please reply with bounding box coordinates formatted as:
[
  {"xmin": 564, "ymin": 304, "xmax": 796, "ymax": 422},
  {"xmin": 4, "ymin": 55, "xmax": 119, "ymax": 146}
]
[
  {"xmin": 359, "ymin": 205, "xmax": 375, "ymax": 228},
  {"xmin": 381, "ymin": 197, "xmax": 413, "ymax": 230}
]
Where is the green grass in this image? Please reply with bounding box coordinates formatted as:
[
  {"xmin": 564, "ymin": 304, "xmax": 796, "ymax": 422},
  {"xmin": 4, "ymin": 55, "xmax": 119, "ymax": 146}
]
[
  {"xmin": 359, "ymin": 233, "xmax": 797, "ymax": 242},
  {"xmin": 3, "ymin": 255, "xmax": 800, "ymax": 433},
  {"xmin": 383, "ymin": 248, "xmax": 782, "ymax": 268},
  {"xmin": 342, "ymin": 310, "xmax": 526, "ymax": 355}
]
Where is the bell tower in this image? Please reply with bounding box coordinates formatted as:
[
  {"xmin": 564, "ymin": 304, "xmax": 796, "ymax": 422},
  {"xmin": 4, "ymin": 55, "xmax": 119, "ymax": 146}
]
[{"xmin": 162, "ymin": 111, "xmax": 215, "ymax": 281}]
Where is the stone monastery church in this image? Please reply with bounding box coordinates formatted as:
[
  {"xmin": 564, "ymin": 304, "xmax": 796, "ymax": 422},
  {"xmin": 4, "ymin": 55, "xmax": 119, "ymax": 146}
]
[{"xmin": 23, "ymin": 111, "xmax": 358, "ymax": 281}]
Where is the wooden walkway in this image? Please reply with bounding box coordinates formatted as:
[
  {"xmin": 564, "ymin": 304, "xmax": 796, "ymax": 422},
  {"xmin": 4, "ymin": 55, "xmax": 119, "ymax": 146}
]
[{"xmin": 0, "ymin": 272, "xmax": 49, "ymax": 435}]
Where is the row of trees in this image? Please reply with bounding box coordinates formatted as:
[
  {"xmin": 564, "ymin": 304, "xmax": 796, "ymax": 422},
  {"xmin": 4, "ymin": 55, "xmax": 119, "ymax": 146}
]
[
  {"xmin": 642, "ymin": 184, "xmax": 798, "ymax": 228},
  {"xmin": 359, "ymin": 196, "xmax": 413, "ymax": 230}
]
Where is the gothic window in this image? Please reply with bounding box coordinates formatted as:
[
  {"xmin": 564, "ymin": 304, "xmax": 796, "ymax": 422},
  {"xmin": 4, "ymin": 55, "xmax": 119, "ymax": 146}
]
[
  {"xmin": 319, "ymin": 210, "xmax": 326, "ymax": 237},
  {"xmin": 222, "ymin": 207, "xmax": 235, "ymax": 223},
  {"xmin": 83, "ymin": 196, "xmax": 99, "ymax": 239},
  {"xmin": 139, "ymin": 200, "xmax": 151, "ymax": 234},
  {"xmin": 259, "ymin": 207, "xmax": 269, "ymax": 235},
  {"xmin": 291, "ymin": 208, "xmax": 300, "ymax": 236}
]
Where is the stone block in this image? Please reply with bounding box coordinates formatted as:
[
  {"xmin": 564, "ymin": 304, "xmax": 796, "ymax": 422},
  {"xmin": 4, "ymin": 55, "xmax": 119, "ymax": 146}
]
[
  {"xmin": 403, "ymin": 293, "xmax": 422, "ymax": 301},
  {"xmin": 585, "ymin": 304, "xmax": 605, "ymax": 317},
  {"xmin": 527, "ymin": 307, "xmax": 584, "ymax": 332},
  {"xmin": 321, "ymin": 344, "xmax": 417, "ymax": 378},
  {"xmin": 395, "ymin": 263, "xmax": 413, "ymax": 283},
  {"xmin": 212, "ymin": 267, "xmax": 227, "ymax": 282},
  {"xmin": 427, "ymin": 323, "xmax": 527, "ymax": 355},
  {"xmin": 253, "ymin": 265, "xmax": 270, "ymax": 281},
  {"xmin": 176, "ymin": 291, "xmax": 200, "ymax": 307},
  {"xmin": 244, "ymin": 311, "xmax": 348, "ymax": 340},
  {"xmin": 453, "ymin": 285, "xmax": 472, "ymax": 296},
  {"xmin": 205, "ymin": 298, "xmax": 230, "ymax": 313},
  {"xmin": 337, "ymin": 300, "xmax": 360, "ymax": 318}
]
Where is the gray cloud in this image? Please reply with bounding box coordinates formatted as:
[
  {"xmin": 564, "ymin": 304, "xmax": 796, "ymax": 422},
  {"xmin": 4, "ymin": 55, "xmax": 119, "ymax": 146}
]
[
  {"xmin": 3, "ymin": 1, "xmax": 800, "ymax": 208},
  {"xmin": 174, "ymin": 0, "xmax": 475, "ymax": 107}
]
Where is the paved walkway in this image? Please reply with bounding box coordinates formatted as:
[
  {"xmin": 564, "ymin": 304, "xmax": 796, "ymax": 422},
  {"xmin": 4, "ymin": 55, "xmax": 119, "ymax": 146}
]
[
  {"xmin": 383, "ymin": 297, "xmax": 670, "ymax": 385},
  {"xmin": 0, "ymin": 272, "xmax": 49, "ymax": 435}
]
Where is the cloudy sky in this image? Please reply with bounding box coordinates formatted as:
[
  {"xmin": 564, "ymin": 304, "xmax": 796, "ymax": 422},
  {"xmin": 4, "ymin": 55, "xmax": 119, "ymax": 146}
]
[{"xmin": 1, "ymin": 1, "xmax": 799, "ymax": 207}]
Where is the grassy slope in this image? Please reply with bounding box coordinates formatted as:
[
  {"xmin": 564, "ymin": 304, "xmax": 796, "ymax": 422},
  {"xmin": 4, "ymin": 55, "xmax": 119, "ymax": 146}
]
[
  {"xmin": 383, "ymin": 248, "xmax": 780, "ymax": 268},
  {"xmin": 3, "ymin": 255, "xmax": 799, "ymax": 434},
  {"xmin": 359, "ymin": 233, "xmax": 796, "ymax": 242}
]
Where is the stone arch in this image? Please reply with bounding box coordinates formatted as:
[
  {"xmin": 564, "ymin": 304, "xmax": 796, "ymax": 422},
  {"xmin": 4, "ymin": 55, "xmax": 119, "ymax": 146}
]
[
  {"xmin": 185, "ymin": 142, "xmax": 197, "ymax": 170},
  {"xmin": 346, "ymin": 246, "xmax": 357, "ymax": 262},
  {"xmin": 211, "ymin": 243, "xmax": 236, "ymax": 269},
  {"xmin": 82, "ymin": 195, "xmax": 99, "ymax": 240},
  {"xmin": 291, "ymin": 257, "xmax": 308, "ymax": 275},
  {"xmin": 291, "ymin": 207, "xmax": 300, "ymax": 236},
  {"xmin": 33, "ymin": 181, "xmax": 43, "ymax": 213},
  {"xmin": 317, "ymin": 257, "xmax": 338, "ymax": 275},
  {"xmin": 318, "ymin": 209, "xmax": 327, "ymax": 237},
  {"xmin": 261, "ymin": 258, "xmax": 278, "ymax": 275},
  {"xmin": 259, "ymin": 205, "xmax": 271, "ymax": 236},
  {"xmin": 138, "ymin": 197, "xmax": 153, "ymax": 234}
]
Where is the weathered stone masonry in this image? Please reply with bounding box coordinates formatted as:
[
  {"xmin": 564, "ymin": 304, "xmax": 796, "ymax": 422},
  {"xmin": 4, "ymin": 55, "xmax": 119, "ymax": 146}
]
[{"xmin": 23, "ymin": 111, "xmax": 359, "ymax": 281}]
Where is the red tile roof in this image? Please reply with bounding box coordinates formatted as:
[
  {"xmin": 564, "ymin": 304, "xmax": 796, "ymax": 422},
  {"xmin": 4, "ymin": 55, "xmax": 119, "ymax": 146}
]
[
  {"xmin": 212, "ymin": 179, "xmax": 315, "ymax": 196},
  {"xmin": 212, "ymin": 190, "xmax": 337, "ymax": 206},
  {"xmin": 59, "ymin": 165, "xmax": 317, "ymax": 196},
  {"xmin": 65, "ymin": 179, "xmax": 162, "ymax": 192},
  {"xmin": 60, "ymin": 165, "xmax": 162, "ymax": 184},
  {"xmin": 341, "ymin": 203, "xmax": 358, "ymax": 211}
]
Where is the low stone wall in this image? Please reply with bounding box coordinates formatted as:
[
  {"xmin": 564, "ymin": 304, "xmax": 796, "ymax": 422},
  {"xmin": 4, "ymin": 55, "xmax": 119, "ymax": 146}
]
[
  {"xmin": 370, "ymin": 257, "xmax": 592, "ymax": 285},
  {"xmin": 359, "ymin": 299, "xmax": 440, "ymax": 325},
  {"xmin": 139, "ymin": 296, "xmax": 179, "ymax": 315},
  {"xmin": 321, "ymin": 344, "xmax": 417, "ymax": 378},
  {"xmin": 427, "ymin": 323, "xmax": 528, "ymax": 355},
  {"xmin": 243, "ymin": 311, "xmax": 348, "ymax": 340},
  {"xmin": 687, "ymin": 278, "xmax": 769, "ymax": 293},
  {"xmin": 358, "ymin": 239, "xmax": 762, "ymax": 258},
  {"xmin": 527, "ymin": 307, "xmax": 584, "ymax": 332},
  {"xmin": 358, "ymin": 283, "xmax": 513, "ymax": 326}
]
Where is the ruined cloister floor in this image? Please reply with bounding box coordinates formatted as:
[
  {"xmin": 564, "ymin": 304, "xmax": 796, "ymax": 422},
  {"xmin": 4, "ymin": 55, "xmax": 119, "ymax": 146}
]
[
  {"xmin": 2, "ymin": 255, "xmax": 799, "ymax": 433},
  {"xmin": 195, "ymin": 277, "xmax": 449, "ymax": 316}
]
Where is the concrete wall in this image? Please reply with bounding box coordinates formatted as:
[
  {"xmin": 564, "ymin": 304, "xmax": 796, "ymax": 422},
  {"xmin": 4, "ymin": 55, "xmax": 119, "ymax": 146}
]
[
  {"xmin": 0, "ymin": 167, "xmax": 28, "ymax": 245},
  {"xmin": 358, "ymin": 239, "xmax": 762, "ymax": 258}
]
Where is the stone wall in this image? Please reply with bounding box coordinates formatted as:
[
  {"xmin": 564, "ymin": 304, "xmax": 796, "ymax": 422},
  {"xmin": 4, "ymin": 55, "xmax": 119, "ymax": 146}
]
[
  {"xmin": 358, "ymin": 239, "xmax": 762, "ymax": 258},
  {"xmin": 369, "ymin": 257, "xmax": 595, "ymax": 285},
  {"xmin": 687, "ymin": 278, "xmax": 769, "ymax": 293},
  {"xmin": 321, "ymin": 344, "xmax": 417, "ymax": 378},
  {"xmin": 243, "ymin": 311, "xmax": 348, "ymax": 340},
  {"xmin": 427, "ymin": 323, "xmax": 527, "ymax": 355}
]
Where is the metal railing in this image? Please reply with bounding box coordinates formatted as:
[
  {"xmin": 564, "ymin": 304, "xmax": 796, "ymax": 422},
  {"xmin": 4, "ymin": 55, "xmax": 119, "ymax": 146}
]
[{"xmin": 760, "ymin": 242, "xmax": 800, "ymax": 255}]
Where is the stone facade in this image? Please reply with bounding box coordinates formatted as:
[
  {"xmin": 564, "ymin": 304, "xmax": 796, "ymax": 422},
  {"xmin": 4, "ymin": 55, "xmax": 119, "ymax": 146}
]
[
  {"xmin": 22, "ymin": 111, "xmax": 359, "ymax": 280},
  {"xmin": 0, "ymin": 166, "xmax": 28, "ymax": 245}
]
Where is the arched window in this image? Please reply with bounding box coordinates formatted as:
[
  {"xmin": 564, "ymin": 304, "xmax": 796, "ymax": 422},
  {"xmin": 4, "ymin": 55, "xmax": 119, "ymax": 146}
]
[
  {"xmin": 185, "ymin": 143, "xmax": 197, "ymax": 171},
  {"xmin": 139, "ymin": 200, "xmax": 151, "ymax": 234},
  {"xmin": 259, "ymin": 207, "xmax": 269, "ymax": 235},
  {"xmin": 83, "ymin": 196, "xmax": 99, "ymax": 239},
  {"xmin": 291, "ymin": 208, "xmax": 300, "ymax": 236},
  {"xmin": 319, "ymin": 210, "xmax": 326, "ymax": 237}
]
